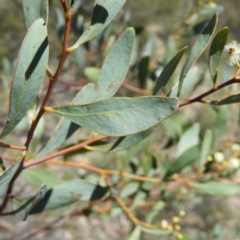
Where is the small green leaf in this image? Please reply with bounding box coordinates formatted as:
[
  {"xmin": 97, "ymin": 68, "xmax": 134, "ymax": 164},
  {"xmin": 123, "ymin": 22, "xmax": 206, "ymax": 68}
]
[
  {"xmin": 21, "ymin": 168, "xmax": 62, "ymax": 188},
  {"xmin": 153, "ymin": 46, "xmax": 187, "ymax": 95},
  {"xmin": 166, "ymin": 145, "xmax": 200, "ymax": 177},
  {"xmin": 23, "ymin": 0, "xmax": 48, "ymax": 28},
  {"xmin": 0, "ymin": 19, "xmax": 49, "ymax": 140},
  {"xmin": 84, "ymin": 67, "xmax": 101, "ymax": 84},
  {"xmin": 176, "ymin": 124, "xmax": 200, "ymax": 158},
  {"xmin": 190, "ymin": 181, "xmax": 240, "ymax": 196},
  {"xmin": 207, "ymin": 92, "xmax": 240, "ymax": 105},
  {"xmin": 37, "ymin": 83, "xmax": 97, "ymax": 157},
  {"xmin": 50, "ymin": 97, "xmax": 178, "ymax": 137},
  {"xmin": 178, "ymin": 14, "xmax": 217, "ymax": 96},
  {"xmin": 12, "ymin": 184, "xmax": 47, "ymax": 220},
  {"xmin": 120, "ymin": 182, "xmax": 140, "ymax": 198},
  {"xmin": 209, "ymin": 27, "xmax": 229, "ymax": 86},
  {"xmin": 30, "ymin": 180, "xmax": 109, "ymax": 213},
  {"xmin": 0, "ymin": 156, "xmax": 23, "ymax": 195},
  {"xmin": 198, "ymin": 129, "xmax": 213, "ymax": 171},
  {"xmin": 71, "ymin": 0, "xmax": 126, "ymax": 48},
  {"xmin": 97, "ymin": 28, "xmax": 135, "ymax": 99}
]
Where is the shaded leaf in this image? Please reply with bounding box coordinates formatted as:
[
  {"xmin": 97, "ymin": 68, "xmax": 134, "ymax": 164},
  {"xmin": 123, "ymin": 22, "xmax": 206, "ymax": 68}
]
[
  {"xmin": 190, "ymin": 181, "xmax": 240, "ymax": 196},
  {"xmin": 72, "ymin": 0, "xmax": 126, "ymax": 48},
  {"xmin": 21, "ymin": 168, "xmax": 62, "ymax": 188},
  {"xmin": 30, "ymin": 179, "xmax": 109, "ymax": 213},
  {"xmin": 0, "ymin": 19, "xmax": 49, "ymax": 140},
  {"xmin": 178, "ymin": 14, "xmax": 217, "ymax": 96},
  {"xmin": 0, "ymin": 156, "xmax": 23, "ymax": 195},
  {"xmin": 207, "ymin": 92, "xmax": 240, "ymax": 105},
  {"xmin": 138, "ymin": 56, "xmax": 149, "ymax": 89},
  {"xmin": 48, "ymin": 97, "xmax": 178, "ymax": 137},
  {"xmin": 209, "ymin": 27, "xmax": 229, "ymax": 86},
  {"xmin": 153, "ymin": 46, "xmax": 187, "ymax": 95},
  {"xmin": 13, "ymin": 184, "xmax": 47, "ymax": 220},
  {"xmin": 37, "ymin": 83, "xmax": 97, "ymax": 157},
  {"xmin": 23, "ymin": 0, "xmax": 48, "ymax": 28},
  {"xmin": 97, "ymin": 28, "xmax": 135, "ymax": 99}
]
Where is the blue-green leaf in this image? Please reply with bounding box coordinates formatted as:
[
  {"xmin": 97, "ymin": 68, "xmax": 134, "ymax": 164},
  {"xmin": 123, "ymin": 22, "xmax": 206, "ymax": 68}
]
[
  {"xmin": 0, "ymin": 19, "xmax": 49, "ymax": 140},
  {"xmin": 209, "ymin": 27, "xmax": 229, "ymax": 87},
  {"xmin": 48, "ymin": 97, "xmax": 178, "ymax": 137},
  {"xmin": 71, "ymin": 0, "xmax": 126, "ymax": 49},
  {"xmin": 23, "ymin": 0, "xmax": 48, "ymax": 28},
  {"xmin": 178, "ymin": 14, "xmax": 217, "ymax": 96},
  {"xmin": 97, "ymin": 28, "xmax": 135, "ymax": 99}
]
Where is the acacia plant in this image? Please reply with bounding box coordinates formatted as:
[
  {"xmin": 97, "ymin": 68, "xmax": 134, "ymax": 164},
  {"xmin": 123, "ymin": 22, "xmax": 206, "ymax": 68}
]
[{"xmin": 1, "ymin": 0, "xmax": 240, "ymax": 239}]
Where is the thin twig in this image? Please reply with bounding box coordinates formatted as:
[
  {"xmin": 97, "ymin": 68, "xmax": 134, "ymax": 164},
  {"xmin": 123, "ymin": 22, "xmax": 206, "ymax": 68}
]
[{"xmin": 0, "ymin": 142, "xmax": 26, "ymax": 151}]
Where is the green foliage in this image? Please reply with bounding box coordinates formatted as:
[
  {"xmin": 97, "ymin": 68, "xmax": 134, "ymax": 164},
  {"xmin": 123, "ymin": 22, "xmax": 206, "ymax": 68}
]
[{"xmin": 0, "ymin": 0, "xmax": 240, "ymax": 239}]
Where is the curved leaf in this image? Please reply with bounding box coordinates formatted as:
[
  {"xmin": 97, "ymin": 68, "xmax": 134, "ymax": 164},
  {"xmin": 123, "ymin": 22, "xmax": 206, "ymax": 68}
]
[
  {"xmin": 190, "ymin": 181, "xmax": 240, "ymax": 196},
  {"xmin": 153, "ymin": 46, "xmax": 187, "ymax": 95},
  {"xmin": 47, "ymin": 97, "xmax": 179, "ymax": 137},
  {"xmin": 71, "ymin": 0, "xmax": 126, "ymax": 49},
  {"xmin": 178, "ymin": 14, "xmax": 217, "ymax": 96},
  {"xmin": 30, "ymin": 179, "xmax": 109, "ymax": 213},
  {"xmin": 0, "ymin": 19, "xmax": 49, "ymax": 140},
  {"xmin": 97, "ymin": 28, "xmax": 135, "ymax": 99},
  {"xmin": 209, "ymin": 27, "xmax": 229, "ymax": 87},
  {"xmin": 37, "ymin": 83, "xmax": 97, "ymax": 157},
  {"xmin": 23, "ymin": 0, "xmax": 48, "ymax": 28}
]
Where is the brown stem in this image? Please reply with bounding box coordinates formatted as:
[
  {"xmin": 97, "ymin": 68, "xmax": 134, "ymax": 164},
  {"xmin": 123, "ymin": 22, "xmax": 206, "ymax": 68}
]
[
  {"xmin": 179, "ymin": 78, "xmax": 240, "ymax": 107},
  {"xmin": 0, "ymin": 142, "xmax": 26, "ymax": 151},
  {"xmin": 24, "ymin": 136, "xmax": 108, "ymax": 168},
  {"xmin": 0, "ymin": 4, "xmax": 73, "ymax": 214}
]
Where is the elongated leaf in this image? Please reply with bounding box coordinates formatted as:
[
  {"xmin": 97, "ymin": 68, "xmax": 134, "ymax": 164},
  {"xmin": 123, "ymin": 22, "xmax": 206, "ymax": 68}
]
[
  {"xmin": 190, "ymin": 181, "xmax": 240, "ymax": 196},
  {"xmin": 84, "ymin": 67, "xmax": 100, "ymax": 84},
  {"xmin": 47, "ymin": 97, "xmax": 178, "ymax": 137},
  {"xmin": 198, "ymin": 130, "xmax": 213, "ymax": 171},
  {"xmin": 178, "ymin": 14, "xmax": 217, "ymax": 96},
  {"xmin": 37, "ymin": 83, "xmax": 97, "ymax": 157},
  {"xmin": 13, "ymin": 184, "xmax": 47, "ymax": 220},
  {"xmin": 30, "ymin": 179, "xmax": 109, "ymax": 213},
  {"xmin": 72, "ymin": 0, "xmax": 126, "ymax": 48},
  {"xmin": 22, "ymin": 168, "xmax": 62, "ymax": 188},
  {"xmin": 209, "ymin": 27, "xmax": 229, "ymax": 86},
  {"xmin": 0, "ymin": 156, "xmax": 23, "ymax": 195},
  {"xmin": 207, "ymin": 92, "xmax": 240, "ymax": 105},
  {"xmin": 120, "ymin": 182, "xmax": 140, "ymax": 198},
  {"xmin": 23, "ymin": 0, "xmax": 48, "ymax": 28},
  {"xmin": 129, "ymin": 226, "xmax": 141, "ymax": 240},
  {"xmin": 138, "ymin": 56, "xmax": 149, "ymax": 89},
  {"xmin": 176, "ymin": 124, "xmax": 200, "ymax": 158},
  {"xmin": 0, "ymin": 19, "xmax": 49, "ymax": 140},
  {"xmin": 140, "ymin": 226, "xmax": 170, "ymax": 236},
  {"xmin": 153, "ymin": 46, "xmax": 187, "ymax": 95},
  {"xmin": 87, "ymin": 128, "xmax": 153, "ymax": 152},
  {"xmin": 97, "ymin": 28, "xmax": 135, "ymax": 99}
]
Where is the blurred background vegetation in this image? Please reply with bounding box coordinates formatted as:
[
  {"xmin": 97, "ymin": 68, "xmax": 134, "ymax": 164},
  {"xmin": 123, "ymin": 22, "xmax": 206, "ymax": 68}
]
[{"xmin": 0, "ymin": 0, "xmax": 240, "ymax": 240}]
